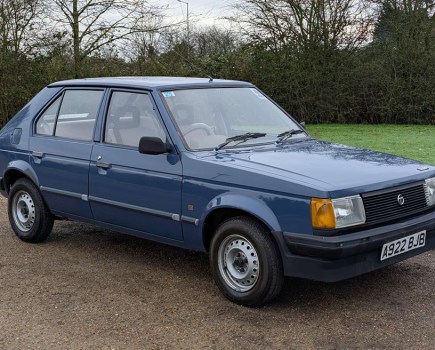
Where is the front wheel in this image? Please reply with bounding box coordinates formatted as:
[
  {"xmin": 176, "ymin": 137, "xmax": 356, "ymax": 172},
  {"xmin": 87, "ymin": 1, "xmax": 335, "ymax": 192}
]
[
  {"xmin": 8, "ymin": 178, "xmax": 54, "ymax": 243},
  {"xmin": 210, "ymin": 217, "xmax": 283, "ymax": 306}
]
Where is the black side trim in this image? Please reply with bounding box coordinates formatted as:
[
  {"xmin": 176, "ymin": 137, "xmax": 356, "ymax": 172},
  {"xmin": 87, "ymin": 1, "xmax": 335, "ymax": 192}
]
[
  {"xmin": 181, "ymin": 216, "xmax": 199, "ymax": 226},
  {"xmin": 88, "ymin": 196, "xmax": 181, "ymax": 222},
  {"xmin": 40, "ymin": 186, "xmax": 83, "ymax": 199}
]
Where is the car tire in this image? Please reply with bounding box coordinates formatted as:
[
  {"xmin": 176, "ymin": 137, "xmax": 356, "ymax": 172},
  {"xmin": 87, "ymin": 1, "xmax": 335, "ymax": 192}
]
[
  {"xmin": 210, "ymin": 216, "xmax": 284, "ymax": 306},
  {"xmin": 8, "ymin": 178, "xmax": 54, "ymax": 243}
]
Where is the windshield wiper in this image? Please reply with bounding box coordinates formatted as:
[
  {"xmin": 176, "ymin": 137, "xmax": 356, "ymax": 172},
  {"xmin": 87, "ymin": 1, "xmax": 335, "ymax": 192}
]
[
  {"xmin": 215, "ymin": 132, "xmax": 267, "ymax": 151},
  {"xmin": 276, "ymin": 129, "xmax": 305, "ymax": 144}
]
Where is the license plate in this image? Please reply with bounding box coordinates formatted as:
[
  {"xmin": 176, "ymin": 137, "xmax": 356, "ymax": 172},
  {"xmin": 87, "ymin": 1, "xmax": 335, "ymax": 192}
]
[{"xmin": 380, "ymin": 231, "xmax": 426, "ymax": 261}]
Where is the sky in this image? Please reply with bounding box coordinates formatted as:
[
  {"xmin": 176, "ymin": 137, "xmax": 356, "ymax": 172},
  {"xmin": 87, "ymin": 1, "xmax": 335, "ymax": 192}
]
[{"xmin": 166, "ymin": 0, "xmax": 235, "ymax": 28}]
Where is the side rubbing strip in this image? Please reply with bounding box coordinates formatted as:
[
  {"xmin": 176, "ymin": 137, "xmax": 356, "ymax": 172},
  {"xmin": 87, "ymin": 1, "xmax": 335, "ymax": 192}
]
[
  {"xmin": 181, "ymin": 216, "xmax": 199, "ymax": 226},
  {"xmin": 40, "ymin": 186, "xmax": 84, "ymax": 200},
  {"xmin": 88, "ymin": 196, "xmax": 181, "ymax": 221}
]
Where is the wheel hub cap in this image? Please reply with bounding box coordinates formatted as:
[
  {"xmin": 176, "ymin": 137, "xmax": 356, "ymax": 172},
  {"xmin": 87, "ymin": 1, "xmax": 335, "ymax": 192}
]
[
  {"xmin": 233, "ymin": 252, "xmax": 248, "ymax": 272},
  {"xmin": 12, "ymin": 191, "xmax": 36, "ymax": 232},
  {"xmin": 218, "ymin": 235, "xmax": 260, "ymax": 292}
]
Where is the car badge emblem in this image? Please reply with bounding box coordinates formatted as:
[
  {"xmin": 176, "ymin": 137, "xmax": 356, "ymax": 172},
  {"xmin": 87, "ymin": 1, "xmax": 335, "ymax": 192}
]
[
  {"xmin": 417, "ymin": 166, "xmax": 429, "ymax": 171},
  {"xmin": 397, "ymin": 194, "xmax": 405, "ymax": 206}
]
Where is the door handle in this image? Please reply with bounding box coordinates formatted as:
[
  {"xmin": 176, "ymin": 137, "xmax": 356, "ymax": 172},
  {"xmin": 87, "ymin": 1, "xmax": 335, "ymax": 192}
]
[
  {"xmin": 32, "ymin": 151, "xmax": 44, "ymax": 159},
  {"xmin": 96, "ymin": 161, "xmax": 111, "ymax": 170}
]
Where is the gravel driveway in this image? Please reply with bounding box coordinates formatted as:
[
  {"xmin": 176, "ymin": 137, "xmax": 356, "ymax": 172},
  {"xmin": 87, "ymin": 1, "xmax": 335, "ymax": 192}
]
[{"xmin": 0, "ymin": 196, "xmax": 434, "ymax": 349}]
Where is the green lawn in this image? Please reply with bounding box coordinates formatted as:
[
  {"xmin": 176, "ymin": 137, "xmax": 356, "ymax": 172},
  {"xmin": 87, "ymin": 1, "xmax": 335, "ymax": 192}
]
[{"xmin": 306, "ymin": 124, "xmax": 435, "ymax": 165}]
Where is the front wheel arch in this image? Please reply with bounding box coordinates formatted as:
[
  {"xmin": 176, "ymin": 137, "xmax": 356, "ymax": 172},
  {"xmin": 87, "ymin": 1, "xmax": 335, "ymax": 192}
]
[{"xmin": 202, "ymin": 207, "xmax": 277, "ymax": 251}]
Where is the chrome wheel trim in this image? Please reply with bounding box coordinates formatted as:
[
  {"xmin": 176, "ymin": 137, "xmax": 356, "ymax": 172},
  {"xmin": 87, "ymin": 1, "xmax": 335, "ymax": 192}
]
[
  {"xmin": 12, "ymin": 190, "xmax": 36, "ymax": 232},
  {"xmin": 218, "ymin": 234, "xmax": 260, "ymax": 292}
]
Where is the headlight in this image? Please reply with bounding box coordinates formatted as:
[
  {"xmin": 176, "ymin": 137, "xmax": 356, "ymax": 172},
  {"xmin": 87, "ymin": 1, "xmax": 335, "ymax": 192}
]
[
  {"xmin": 311, "ymin": 195, "xmax": 366, "ymax": 229},
  {"xmin": 425, "ymin": 177, "xmax": 435, "ymax": 206}
]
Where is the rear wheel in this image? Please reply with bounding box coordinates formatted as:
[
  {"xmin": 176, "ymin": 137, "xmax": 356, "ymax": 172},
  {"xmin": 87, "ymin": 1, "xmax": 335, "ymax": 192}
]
[
  {"xmin": 8, "ymin": 178, "xmax": 54, "ymax": 243},
  {"xmin": 210, "ymin": 217, "xmax": 283, "ymax": 306}
]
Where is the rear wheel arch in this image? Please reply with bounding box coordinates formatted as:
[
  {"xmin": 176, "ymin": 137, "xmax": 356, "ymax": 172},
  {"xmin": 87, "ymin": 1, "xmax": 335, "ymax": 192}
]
[
  {"xmin": 4, "ymin": 169, "xmax": 32, "ymax": 194},
  {"xmin": 3, "ymin": 161, "xmax": 40, "ymax": 194}
]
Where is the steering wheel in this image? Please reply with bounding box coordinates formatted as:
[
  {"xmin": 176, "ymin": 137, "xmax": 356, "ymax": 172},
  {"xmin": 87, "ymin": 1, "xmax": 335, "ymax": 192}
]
[{"xmin": 183, "ymin": 123, "xmax": 214, "ymax": 137}]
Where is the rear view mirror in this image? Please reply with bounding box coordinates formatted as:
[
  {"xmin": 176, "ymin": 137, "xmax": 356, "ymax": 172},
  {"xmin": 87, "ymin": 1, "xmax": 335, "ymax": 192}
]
[
  {"xmin": 139, "ymin": 137, "xmax": 171, "ymax": 155},
  {"xmin": 300, "ymin": 121, "xmax": 306, "ymax": 129}
]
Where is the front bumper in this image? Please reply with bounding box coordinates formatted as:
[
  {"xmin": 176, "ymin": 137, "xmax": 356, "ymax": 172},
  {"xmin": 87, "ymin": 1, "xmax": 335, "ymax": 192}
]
[{"xmin": 273, "ymin": 210, "xmax": 435, "ymax": 282}]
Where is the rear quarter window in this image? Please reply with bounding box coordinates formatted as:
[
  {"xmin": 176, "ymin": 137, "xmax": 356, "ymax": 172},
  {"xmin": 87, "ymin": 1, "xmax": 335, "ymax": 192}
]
[{"xmin": 35, "ymin": 96, "xmax": 61, "ymax": 136}]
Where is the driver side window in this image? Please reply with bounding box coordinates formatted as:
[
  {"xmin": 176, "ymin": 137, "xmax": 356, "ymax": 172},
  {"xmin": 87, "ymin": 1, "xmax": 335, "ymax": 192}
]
[{"xmin": 104, "ymin": 91, "xmax": 166, "ymax": 148}]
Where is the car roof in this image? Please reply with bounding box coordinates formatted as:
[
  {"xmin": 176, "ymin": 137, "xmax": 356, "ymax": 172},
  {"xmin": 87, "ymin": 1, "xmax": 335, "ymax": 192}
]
[{"xmin": 48, "ymin": 76, "xmax": 253, "ymax": 90}]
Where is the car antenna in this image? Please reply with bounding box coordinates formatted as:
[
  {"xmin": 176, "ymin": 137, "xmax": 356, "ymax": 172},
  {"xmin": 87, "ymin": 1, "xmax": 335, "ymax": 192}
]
[{"xmin": 169, "ymin": 49, "xmax": 217, "ymax": 81}]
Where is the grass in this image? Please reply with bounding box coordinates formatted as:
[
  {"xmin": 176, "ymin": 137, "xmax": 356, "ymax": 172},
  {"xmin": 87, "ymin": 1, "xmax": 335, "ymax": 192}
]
[{"xmin": 306, "ymin": 124, "xmax": 435, "ymax": 165}]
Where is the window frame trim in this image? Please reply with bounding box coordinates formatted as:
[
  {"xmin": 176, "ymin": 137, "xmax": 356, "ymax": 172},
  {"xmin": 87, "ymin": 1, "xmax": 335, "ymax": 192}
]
[
  {"xmin": 33, "ymin": 87, "xmax": 106, "ymax": 143},
  {"xmin": 33, "ymin": 90, "xmax": 64, "ymax": 137},
  {"xmin": 101, "ymin": 88, "xmax": 172, "ymax": 151}
]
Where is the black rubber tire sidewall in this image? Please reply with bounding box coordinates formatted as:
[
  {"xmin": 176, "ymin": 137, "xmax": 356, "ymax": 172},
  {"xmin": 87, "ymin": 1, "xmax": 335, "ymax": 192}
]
[
  {"xmin": 210, "ymin": 217, "xmax": 283, "ymax": 307},
  {"xmin": 8, "ymin": 178, "xmax": 54, "ymax": 243}
]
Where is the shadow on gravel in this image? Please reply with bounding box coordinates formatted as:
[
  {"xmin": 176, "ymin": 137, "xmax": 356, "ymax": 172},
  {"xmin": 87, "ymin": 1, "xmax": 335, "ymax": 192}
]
[{"xmin": 47, "ymin": 220, "xmax": 425, "ymax": 309}]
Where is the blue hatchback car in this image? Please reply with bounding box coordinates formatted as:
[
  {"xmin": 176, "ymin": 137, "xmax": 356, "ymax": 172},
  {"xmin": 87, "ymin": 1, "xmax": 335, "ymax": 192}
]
[{"xmin": 0, "ymin": 77, "xmax": 434, "ymax": 305}]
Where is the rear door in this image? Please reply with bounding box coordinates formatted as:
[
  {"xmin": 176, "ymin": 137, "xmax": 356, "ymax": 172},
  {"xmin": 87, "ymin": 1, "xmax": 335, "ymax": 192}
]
[
  {"xmin": 29, "ymin": 88, "xmax": 105, "ymax": 219},
  {"xmin": 88, "ymin": 89, "xmax": 183, "ymax": 241}
]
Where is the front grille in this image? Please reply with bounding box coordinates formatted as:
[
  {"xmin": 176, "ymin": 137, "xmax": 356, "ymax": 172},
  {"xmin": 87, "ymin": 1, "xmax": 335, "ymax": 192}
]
[{"xmin": 362, "ymin": 182, "xmax": 429, "ymax": 224}]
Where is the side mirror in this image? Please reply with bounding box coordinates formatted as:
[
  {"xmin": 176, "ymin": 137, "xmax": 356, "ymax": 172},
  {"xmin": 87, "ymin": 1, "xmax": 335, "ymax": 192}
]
[
  {"xmin": 139, "ymin": 137, "xmax": 172, "ymax": 155},
  {"xmin": 300, "ymin": 121, "xmax": 306, "ymax": 129}
]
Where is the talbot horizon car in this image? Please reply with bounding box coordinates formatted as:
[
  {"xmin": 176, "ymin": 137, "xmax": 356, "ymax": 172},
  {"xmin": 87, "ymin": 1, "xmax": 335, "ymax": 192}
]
[{"xmin": 0, "ymin": 77, "xmax": 434, "ymax": 306}]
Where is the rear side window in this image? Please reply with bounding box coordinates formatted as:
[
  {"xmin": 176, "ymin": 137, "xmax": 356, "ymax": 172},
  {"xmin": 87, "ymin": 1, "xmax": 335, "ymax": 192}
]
[
  {"xmin": 104, "ymin": 91, "xmax": 166, "ymax": 148},
  {"xmin": 36, "ymin": 96, "xmax": 61, "ymax": 136},
  {"xmin": 36, "ymin": 89, "xmax": 104, "ymax": 141}
]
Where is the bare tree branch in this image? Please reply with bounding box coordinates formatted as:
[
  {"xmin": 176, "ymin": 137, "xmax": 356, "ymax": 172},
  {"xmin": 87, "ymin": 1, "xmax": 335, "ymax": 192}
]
[
  {"xmin": 231, "ymin": 0, "xmax": 377, "ymax": 52},
  {"xmin": 44, "ymin": 0, "xmax": 168, "ymax": 77}
]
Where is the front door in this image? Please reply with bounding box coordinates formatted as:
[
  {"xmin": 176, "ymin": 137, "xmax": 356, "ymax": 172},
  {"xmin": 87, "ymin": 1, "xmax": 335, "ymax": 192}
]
[{"xmin": 88, "ymin": 90, "xmax": 183, "ymax": 241}]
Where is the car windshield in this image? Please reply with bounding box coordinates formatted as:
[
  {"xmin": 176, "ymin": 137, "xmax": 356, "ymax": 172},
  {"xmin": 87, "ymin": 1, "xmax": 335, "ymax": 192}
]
[{"xmin": 162, "ymin": 87, "xmax": 307, "ymax": 150}]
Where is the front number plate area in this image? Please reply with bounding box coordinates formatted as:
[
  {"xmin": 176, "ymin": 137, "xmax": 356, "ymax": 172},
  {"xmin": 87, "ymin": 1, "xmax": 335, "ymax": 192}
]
[{"xmin": 380, "ymin": 231, "xmax": 426, "ymax": 261}]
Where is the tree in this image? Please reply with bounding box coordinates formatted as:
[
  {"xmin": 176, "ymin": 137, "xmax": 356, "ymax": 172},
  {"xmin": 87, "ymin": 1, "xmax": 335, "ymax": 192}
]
[
  {"xmin": 229, "ymin": 1, "xmax": 376, "ymax": 123},
  {"xmin": 0, "ymin": 0, "xmax": 41, "ymax": 54},
  {"xmin": 232, "ymin": 0, "xmax": 375, "ymax": 53},
  {"xmin": 194, "ymin": 27, "xmax": 239, "ymax": 57},
  {"xmin": 47, "ymin": 0, "xmax": 166, "ymax": 77},
  {"xmin": 373, "ymin": 0, "xmax": 434, "ymax": 49},
  {"xmin": 0, "ymin": 0, "xmax": 45, "ymax": 128},
  {"xmin": 369, "ymin": 0, "xmax": 435, "ymax": 123}
]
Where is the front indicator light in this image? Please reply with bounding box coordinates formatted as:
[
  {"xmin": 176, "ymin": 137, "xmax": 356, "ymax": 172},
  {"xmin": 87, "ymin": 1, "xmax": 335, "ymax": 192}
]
[
  {"xmin": 311, "ymin": 198, "xmax": 336, "ymax": 229},
  {"xmin": 311, "ymin": 195, "xmax": 366, "ymax": 230}
]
